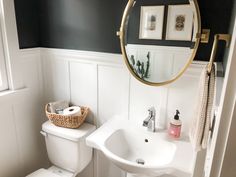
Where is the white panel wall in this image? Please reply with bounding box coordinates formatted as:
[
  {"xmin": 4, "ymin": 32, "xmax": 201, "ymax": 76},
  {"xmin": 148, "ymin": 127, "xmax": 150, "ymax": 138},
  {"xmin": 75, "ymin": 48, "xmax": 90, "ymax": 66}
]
[
  {"xmin": 70, "ymin": 62, "xmax": 97, "ymax": 124},
  {"xmin": 129, "ymin": 77, "xmax": 168, "ymax": 129},
  {"xmin": 0, "ymin": 47, "xmax": 223, "ymax": 177},
  {"xmin": 41, "ymin": 48, "xmax": 207, "ymax": 177},
  {"xmin": 70, "ymin": 61, "xmax": 98, "ymax": 177},
  {"xmin": 42, "ymin": 56, "xmax": 70, "ymax": 101},
  {"xmin": 97, "ymin": 65, "xmax": 129, "ymax": 126},
  {"xmin": 0, "ymin": 49, "xmax": 49, "ymax": 177},
  {"xmin": 41, "ymin": 49, "xmax": 129, "ymax": 177},
  {"xmin": 96, "ymin": 65, "xmax": 129, "ymax": 177},
  {"xmin": 167, "ymin": 65, "xmax": 203, "ymax": 134},
  {"xmin": 126, "ymin": 44, "xmax": 192, "ymax": 82},
  {"xmin": 0, "ymin": 102, "xmax": 21, "ymax": 177}
]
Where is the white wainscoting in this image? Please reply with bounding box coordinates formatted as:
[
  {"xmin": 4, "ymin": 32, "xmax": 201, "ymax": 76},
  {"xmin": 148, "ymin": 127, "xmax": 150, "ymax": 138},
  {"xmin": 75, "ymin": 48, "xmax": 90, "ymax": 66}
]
[
  {"xmin": 126, "ymin": 44, "xmax": 192, "ymax": 82},
  {"xmin": 0, "ymin": 47, "xmax": 223, "ymax": 177},
  {"xmin": 0, "ymin": 48, "xmax": 49, "ymax": 177},
  {"xmin": 41, "ymin": 48, "xmax": 207, "ymax": 177}
]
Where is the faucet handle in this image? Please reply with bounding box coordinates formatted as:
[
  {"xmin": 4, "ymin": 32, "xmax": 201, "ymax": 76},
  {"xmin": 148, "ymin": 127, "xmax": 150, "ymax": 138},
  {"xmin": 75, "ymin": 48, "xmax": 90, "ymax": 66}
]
[{"xmin": 148, "ymin": 107, "xmax": 156, "ymax": 117}]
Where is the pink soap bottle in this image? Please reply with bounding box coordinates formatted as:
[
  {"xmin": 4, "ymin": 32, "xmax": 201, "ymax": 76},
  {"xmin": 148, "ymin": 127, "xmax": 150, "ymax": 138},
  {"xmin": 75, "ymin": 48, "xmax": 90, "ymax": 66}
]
[{"xmin": 168, "ymin": 110, "xmax": 182, "ymax": 138}]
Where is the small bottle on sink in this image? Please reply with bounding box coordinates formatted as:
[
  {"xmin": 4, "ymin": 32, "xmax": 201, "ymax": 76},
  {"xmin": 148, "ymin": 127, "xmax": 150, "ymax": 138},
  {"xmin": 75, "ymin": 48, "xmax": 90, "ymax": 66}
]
[{"xmin": 168, "ymin": 110, "xmax": 182, "ymax": 138}]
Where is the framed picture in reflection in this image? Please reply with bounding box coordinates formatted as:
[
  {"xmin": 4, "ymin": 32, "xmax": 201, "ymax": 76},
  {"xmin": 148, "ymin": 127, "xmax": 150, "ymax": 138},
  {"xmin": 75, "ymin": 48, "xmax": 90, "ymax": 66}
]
[
  {"xmin": 139, "ymin": 6, "xmax": 165, "ymax": 40},
  {"xmin": 166, "ymin": 4, "xmax": 194, "ymax": 41}
]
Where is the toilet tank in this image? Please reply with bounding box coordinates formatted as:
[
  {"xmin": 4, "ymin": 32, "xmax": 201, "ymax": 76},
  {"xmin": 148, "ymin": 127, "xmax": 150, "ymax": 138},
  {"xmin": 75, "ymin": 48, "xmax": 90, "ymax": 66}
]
[{"xmin": 42, "ymin": 121, "xmax": 96, "ymax": 173}]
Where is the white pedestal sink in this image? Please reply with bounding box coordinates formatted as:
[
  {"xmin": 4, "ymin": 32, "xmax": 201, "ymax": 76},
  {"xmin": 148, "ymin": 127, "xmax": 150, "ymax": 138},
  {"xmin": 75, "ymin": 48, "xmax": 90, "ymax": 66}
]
[{"xmin": 86, "ymin": 116, "xmax": 196, "ymax": 177}]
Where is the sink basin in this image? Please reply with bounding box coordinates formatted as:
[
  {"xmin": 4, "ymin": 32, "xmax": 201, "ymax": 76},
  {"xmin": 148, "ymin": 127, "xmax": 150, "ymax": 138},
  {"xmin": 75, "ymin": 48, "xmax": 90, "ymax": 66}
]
[
  {"xmin": 103, "ymin": 128, "xmax": 176, "ymax": 174},
  {"xmin": 86, "ymin": 116, "xmax": 195, "ymax": 177}
]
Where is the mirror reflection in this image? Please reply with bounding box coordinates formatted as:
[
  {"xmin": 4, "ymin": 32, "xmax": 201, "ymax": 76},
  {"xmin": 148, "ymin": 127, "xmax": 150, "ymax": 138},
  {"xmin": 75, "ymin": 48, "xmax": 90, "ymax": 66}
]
[{"xmin": 124, "ymin": 0, "xmax": 200, "ymax": 84}]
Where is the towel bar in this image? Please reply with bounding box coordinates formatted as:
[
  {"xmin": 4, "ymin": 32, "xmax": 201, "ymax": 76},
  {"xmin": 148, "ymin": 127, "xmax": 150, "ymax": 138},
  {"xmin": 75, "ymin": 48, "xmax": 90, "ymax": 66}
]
[
  {"xmin": 207, "ymin": 34, "xmax": 231, "ymax": 75},
  {"xmin": 192, "ymin": 61, "xmax": 224, "ymax": 77}
]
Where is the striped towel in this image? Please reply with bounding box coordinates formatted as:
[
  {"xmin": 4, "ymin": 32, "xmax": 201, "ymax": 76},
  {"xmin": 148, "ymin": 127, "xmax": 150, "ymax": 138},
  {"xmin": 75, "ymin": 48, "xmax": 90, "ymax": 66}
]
[{"xmin": 189, "ymin": 64, "xmax": 216, "ymax": 151}]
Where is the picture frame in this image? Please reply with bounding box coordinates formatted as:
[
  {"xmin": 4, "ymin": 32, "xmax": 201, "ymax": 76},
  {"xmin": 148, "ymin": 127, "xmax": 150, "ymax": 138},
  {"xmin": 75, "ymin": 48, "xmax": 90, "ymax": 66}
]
[
  {"xmin": 139, "ymin": 6, "xmax": 165, "ymax": 40},
  {"xmin": 166, "ymin": 5, "xmax": 194, "ymax": 41}
]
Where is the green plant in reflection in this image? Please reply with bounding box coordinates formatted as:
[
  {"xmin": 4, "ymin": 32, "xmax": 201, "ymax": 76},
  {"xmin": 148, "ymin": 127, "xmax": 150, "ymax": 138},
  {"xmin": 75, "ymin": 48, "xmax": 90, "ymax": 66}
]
[{"xmin": 130, "ymin": 52, "xmax": 150, "ymax": 80}]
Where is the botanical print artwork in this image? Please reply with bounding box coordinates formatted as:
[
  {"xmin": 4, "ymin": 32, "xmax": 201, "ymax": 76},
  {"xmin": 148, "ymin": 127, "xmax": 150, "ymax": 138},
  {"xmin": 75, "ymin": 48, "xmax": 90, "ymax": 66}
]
[
  {"xmin": 139, "ymin": 6, "xmax": 164, "ymax": 40},
  {"xmin": 146, "ymin": 14, "xmax": 157, "ymax": 31},
  {"xmin": 166, "ymin": 5, "xmax": 193, "ymax": 41},
  {"xmin": 175, "ymin": 15, "xmax": 185, "ymax": 31}
]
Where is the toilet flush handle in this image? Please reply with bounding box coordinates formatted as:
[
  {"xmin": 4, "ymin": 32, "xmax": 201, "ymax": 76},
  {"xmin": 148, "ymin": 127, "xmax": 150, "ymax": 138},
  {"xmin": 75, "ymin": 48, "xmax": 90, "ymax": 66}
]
[{"xmin": 40, "ymin": 131, "xmax": 47, "ymax": 137}]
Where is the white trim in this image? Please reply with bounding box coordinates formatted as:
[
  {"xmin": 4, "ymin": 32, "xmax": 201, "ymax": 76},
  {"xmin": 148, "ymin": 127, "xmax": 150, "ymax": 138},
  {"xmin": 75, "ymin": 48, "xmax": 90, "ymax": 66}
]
[
  {"xmin": 0, "ymin": 29, "xmax": 8, "ymax": 91},
  {"xmin": 0, "ymin": 57, "xmax": 8, "ymax": 91},
  {"xmin": 126, "ymin": 43, "xmax": 193, "ymax": 52},
  {"xmin": 0, "ymin": 87, "xmax": 28, "ymax": 98},
  {"xmin": 18, "ymin": 47, "xmax": 41, "ymax": 56},
  {"xmin": 0, "ymin": 0, "xmax": 8, "ymax": 91},
  {"xmin": 0, "ymin": 0, "xmax": 23, "ymax": 90},
  {"xmin": 0, "ymin": 1, "xmax": 42, "ymax": 92},
  {"xmin": 40, "ymin": 47, "xmax": 208, "ymax": 74},
  {"xmin": 207, "ymin": 15, "xmax": 236, "ymax": 177},
  {"xmin": 41, "ymin": 48, "xmax": 123, "ymax": 65}
]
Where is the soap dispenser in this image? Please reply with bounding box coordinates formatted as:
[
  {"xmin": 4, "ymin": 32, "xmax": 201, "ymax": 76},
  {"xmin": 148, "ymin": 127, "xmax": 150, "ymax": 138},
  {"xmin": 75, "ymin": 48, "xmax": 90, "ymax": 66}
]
[{"xmin": 168, "ymin": 110, "xmax": 182, "ymax": 138}]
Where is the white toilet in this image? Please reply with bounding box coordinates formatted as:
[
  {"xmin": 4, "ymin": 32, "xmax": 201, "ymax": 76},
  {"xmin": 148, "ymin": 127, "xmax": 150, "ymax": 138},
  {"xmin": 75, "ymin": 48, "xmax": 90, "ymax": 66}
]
[{"xmin": 27, "ymin": 120, "xmax": 96, "ymax": 177}]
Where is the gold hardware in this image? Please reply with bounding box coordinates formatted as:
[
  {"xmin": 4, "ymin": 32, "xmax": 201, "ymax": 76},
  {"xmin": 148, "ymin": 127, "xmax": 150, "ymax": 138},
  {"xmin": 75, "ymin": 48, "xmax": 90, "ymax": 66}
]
[
  {"xmin": 218, "ymin": 34, "xmax": 231, "ymax": 47},
  {"xmin": 117, "ymin": 0, "xmax": 202, "ymax": 86},
  {"xmin": 116, "ymin": 31, "xmax": 121, "ymax": 37},
  {"xmin": 201, "ymin": 29, "xmax": 210, "ymax": 43},
  {"xmin": 196, "ymin": 33, "xmax": 202, "ymax": 39},
  {"xmin": 207, "ymin": 34, "xmax": 231, "ymax": 75}
]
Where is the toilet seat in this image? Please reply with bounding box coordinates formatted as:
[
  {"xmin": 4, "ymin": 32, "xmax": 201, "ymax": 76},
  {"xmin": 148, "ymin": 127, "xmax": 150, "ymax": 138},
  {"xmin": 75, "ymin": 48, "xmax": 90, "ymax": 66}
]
[{"xmin": 26, "ymin": 168, "xmax": 61, "ymax": 177}]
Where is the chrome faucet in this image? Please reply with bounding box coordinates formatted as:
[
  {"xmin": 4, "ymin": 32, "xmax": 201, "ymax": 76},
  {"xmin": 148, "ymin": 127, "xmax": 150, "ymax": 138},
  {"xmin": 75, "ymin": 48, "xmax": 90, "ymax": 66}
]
[{"xmin": 143, "ymin": 107, "xmax": 156, "ymax": 132}]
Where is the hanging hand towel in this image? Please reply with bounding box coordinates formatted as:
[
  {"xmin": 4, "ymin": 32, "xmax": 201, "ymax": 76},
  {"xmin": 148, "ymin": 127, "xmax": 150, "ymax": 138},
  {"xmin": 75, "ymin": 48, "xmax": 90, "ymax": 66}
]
[{"xmin": 189, "ymin": 64, "xmax": 216, "ymax": 151}]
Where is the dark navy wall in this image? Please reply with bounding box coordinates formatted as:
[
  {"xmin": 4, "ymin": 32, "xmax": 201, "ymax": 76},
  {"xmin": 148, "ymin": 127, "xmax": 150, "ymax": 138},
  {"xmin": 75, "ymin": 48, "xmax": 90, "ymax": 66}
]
[
  {"xmin": 197, "ymin": 0, "xmax": 235, "ymax": 61},
  {"xmin": 39, "ymin": 0, "xmax": 126, "ymax": 53},
  {"xmin": 14, "ymin": 0, "xmax": 40, "ymax": 48},
  {"xmin": 14, "ymin": 0, "xmax": 235, "ymax": 62}
]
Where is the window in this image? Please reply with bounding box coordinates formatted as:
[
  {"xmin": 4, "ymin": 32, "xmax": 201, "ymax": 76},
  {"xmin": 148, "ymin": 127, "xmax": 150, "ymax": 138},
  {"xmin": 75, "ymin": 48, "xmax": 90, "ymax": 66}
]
[{"xmin": 0, "ymin": 31, "xmax": 8, "ymax": 91}]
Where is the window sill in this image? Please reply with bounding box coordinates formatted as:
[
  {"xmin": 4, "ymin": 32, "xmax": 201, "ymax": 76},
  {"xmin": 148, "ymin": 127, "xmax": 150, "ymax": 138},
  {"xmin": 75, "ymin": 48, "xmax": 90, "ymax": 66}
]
[{"xmin": 0, "ymin": 87, "xmax": 29, "ymax": 98}]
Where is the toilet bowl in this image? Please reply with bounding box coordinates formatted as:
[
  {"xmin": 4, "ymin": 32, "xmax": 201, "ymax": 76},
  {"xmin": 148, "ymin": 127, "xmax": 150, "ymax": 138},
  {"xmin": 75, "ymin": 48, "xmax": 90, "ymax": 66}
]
[{"xmin": 27, "ymin": 121, "xmax": 96, "ymax": 177}]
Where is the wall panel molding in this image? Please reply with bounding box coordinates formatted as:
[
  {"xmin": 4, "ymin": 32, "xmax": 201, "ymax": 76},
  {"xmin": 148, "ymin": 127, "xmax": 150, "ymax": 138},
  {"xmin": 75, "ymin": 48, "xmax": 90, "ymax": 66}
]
[
  {"xmin": 41, "ymin": 48, "xmax": 124, "ymax": 65},
  {"xmin": 0, "ymin": 47, "xmax": 221, "ymax": 177},
  {"xmin": 40, "ymin": 47, "xmax": 207, "ymax": 177},
  {"xmin": 0, "ymin": 48, "xmax": 48, "ymax": 177}
]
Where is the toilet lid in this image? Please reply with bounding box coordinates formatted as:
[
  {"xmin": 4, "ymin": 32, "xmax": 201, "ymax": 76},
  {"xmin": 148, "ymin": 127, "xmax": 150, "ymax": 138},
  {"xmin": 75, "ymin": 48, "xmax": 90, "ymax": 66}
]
[{"xmin": 26, "ymin": 168, "xmax": 61, "ymax": 177}]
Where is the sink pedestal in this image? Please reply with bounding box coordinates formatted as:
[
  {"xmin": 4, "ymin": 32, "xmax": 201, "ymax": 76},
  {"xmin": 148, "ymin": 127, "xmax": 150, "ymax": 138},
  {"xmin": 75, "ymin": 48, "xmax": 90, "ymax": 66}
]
[
  {"xmin": 127, "ymin": 173, "xmax": 177, "ymax": 177},
  {"xmin": 86, "ymin": 117, "xmax": 195, "ymax": 177}
]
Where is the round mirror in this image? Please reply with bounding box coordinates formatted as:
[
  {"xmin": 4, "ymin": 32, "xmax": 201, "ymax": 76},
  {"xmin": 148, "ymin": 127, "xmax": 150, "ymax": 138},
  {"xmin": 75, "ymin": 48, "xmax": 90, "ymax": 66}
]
[{"xmin": 118, "ymin": 0, "xmax": 201, "ymax": 86}]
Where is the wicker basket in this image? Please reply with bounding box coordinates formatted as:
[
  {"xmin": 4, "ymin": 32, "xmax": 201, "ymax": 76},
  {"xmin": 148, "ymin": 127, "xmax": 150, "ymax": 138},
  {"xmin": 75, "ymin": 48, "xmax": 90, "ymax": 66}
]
[{"xmin": 45, "ymin": 104, "xmax": 89, "ymax": 129}]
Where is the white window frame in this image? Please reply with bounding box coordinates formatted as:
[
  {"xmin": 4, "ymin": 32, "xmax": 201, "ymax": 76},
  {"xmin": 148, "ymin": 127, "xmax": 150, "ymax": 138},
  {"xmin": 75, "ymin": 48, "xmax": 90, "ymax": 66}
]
[{"xmin": 0, "ymin": 27, "xmax": 8, "ymax": 91}]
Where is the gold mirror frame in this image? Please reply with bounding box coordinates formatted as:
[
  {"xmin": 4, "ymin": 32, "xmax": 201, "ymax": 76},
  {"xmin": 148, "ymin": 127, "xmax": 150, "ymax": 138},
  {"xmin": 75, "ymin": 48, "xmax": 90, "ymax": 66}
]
[{"xmin": 117, "ymin": 0, "xmax": 202, "ymax": 86}]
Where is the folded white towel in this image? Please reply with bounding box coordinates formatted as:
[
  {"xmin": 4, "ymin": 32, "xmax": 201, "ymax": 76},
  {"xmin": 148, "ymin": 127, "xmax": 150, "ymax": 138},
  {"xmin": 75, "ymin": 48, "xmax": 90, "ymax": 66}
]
[{"xmin": 189, "ymin": 64, "xmax": 216, "ymax": 151}]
